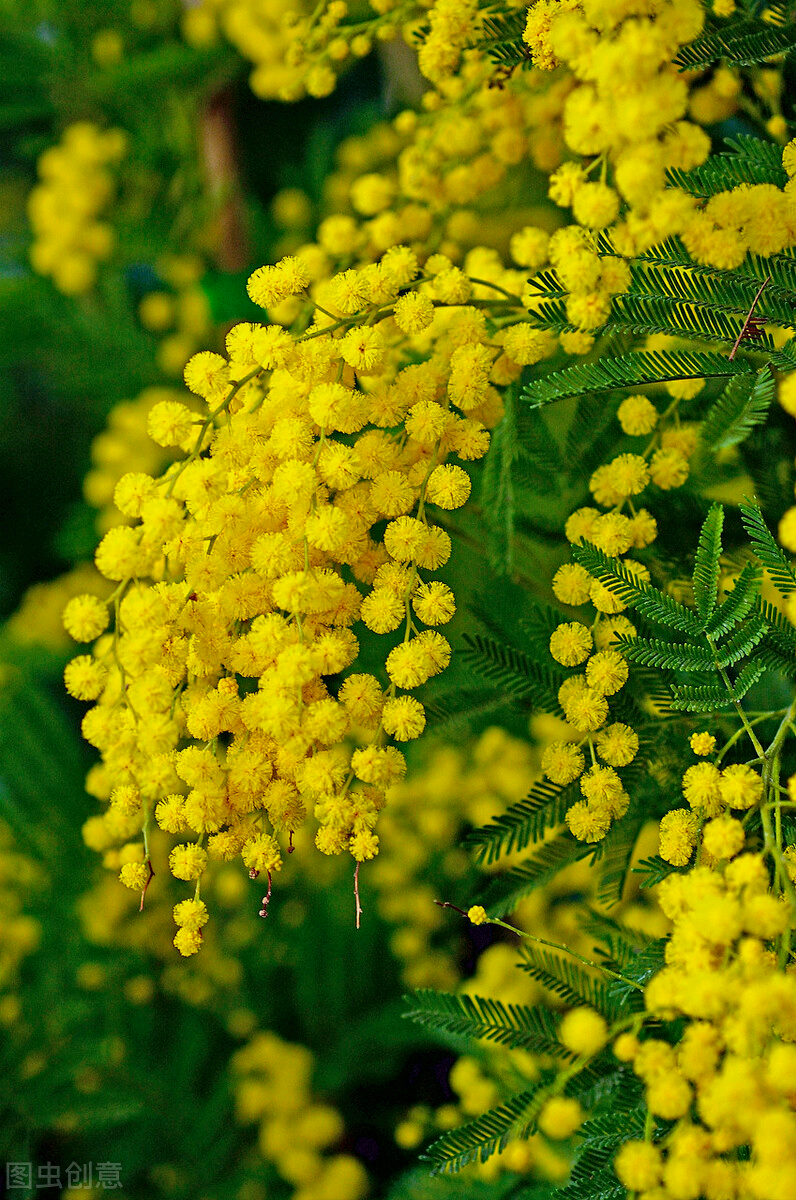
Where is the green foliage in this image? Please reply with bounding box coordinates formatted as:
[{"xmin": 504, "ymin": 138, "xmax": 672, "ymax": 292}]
[
  {"xmin": 461, "ymin": 633, "xmax": 565, "ymax": 714},
  {"xmin": 519, "ymin": 946, "xmax": 611, "ymax": 1016},
  {"xmin": 523, "ymin": 350, "xmax": 750, "ymax": 409},
  {"xmin": 740, "ymin": 499, "xmax": 796, "ymax": 596},
  {"xmin": 404, "ymin": 991, "xmax": 570, "ymax": 1057},
  {"xmin": 700, "ymin": 369, "xmax": 774, "ymax": 451},
  {"xmin": 667, "ymin": 134, "xmax": 787, "ymax": 191},
  {"xmin": 693, "ymin": 503, "xmax": 724, "ymax": 624},
  {"xmin": 421, "ymin": 1089, "xmax": 544, "ymax": 1175},
  {"xmin": 477, "ymin": 834, "xmax": 595, "ymax": 917},
  {"xmin": 465, "ymin": 779, "xmax": 575, "ymax": 865},
  {"xmin": 674, "ymin": 13, "xmax": 796, "ymax": 69}
]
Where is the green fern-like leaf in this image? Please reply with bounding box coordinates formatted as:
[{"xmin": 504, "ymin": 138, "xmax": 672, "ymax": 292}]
[
  {"xmin": 716, "ymin": 611, "xmax": 769, "ymax": 666},
  {"xmin": 702, "ymin": 560, "xmax": 762, "ymax": 638},
  {"xmin": 422, "ymin": 686, "xmax": 518, "ymax": 731},
  {"xmin": 421, "ymin": 1090, "xmax": 543, "ymax": 1175},
  {"xmin": 633, "ymin": 855, "xmax": 680, "ymax": 888},
  {"xmin": 519, "ymin": 945, "xmax": 612, "ymax": 1015},
  {"xmin": 573, "ymin": 543, "xmax": 705, "ymax": 635},
  {"xmin": 460, "ymin": 633, "xmax": 564, "ymax": 713},
  {"xmin": 693, "ymin": 504, "xmax": 724, "ymax": 625},
  {"xmin": 403, "ymin": 991, "xmax": 570, "ymax": 1057},
  {"xmin": 523, "ymin": 350, "xmax": 750, "ymax": 409},
  {"xmin": 595, "ymin": 815, "xmax": 645, "ymax": 908},
  {"xmin": 740, "ymin": 500, "xmax": 796, "ymax": 596},
  {"xmin": 668, "ymin": 134, "xmax": 787, "ymax": 191},
  {"xmin": 674, "ymin": 18, "xmax": 796, "ymax": 70},
  {"xmin": 669, "ymin": 681, "xmax": 736, "ymax": 711},
  {"xmin": 701, "ymin": 368, "xmax": 775, "ymax": 451},
  {"xmin": 478, "ymin": 834, "xmax": 594, "ymax": 916},
  {"xmin": 616, "ymin": 634, "xmax": 714, "ymax": 671},
  {"xmin": 465, "ymin": 779, "xmax": 575, "ymax": 865},
  {"xmin": 606, "ymin": 297, "xmax": 793, "ymax": 365}
]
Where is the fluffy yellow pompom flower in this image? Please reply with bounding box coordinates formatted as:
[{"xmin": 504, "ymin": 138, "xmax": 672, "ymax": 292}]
[
  {"xmin": 241, "ymin": 834, "xmax": 282, "ymax": 874},
  {"xmin": 719, "ymin": 763, "xmax": 763, "ymax": 810},
  {"xmin": 64, "ymin": 656, "xmax": 107, "ymax": 700},
  {"xmin": 183, "ymin": 351, "xmax": 229, "ymax": 399},
  {"xmin": 541, "ymin": 741, "xmax": 585, "ymax": 785},
  {"xmin": 649, "ymin": 447, "xmax": 689, "ymax": 489},
  {"xmin": 566, "ymin": 800, "xmax": 612, "ymax": 842},
  {"xmin": 617, "ymin": 394, "xmax": 658, "ymax": 436},
  {"xmin": 173, "ymin": 899, "xmax": 209, "ymax": 929},
  {"xmin": 412, "ymin": 581, "xmax": 456, "ymax": 625},
  {"xmin": 590, "ymin": 454, "xmax": 649, "ymax": 505},
  {"xmin": 614, "ymin": 1142, "xmax": 662, "ymax": 1191},
  {"xmin": 393, "ymin": 291, "xmax": 435, "ymax": 334},
  {"xmin": 559, "ymin": 1008, "xmax": 608, "ymax": 1056},
  {"xmin": 425, "ymin": 464, "xmax": 471, "ymax": 510},
  {"xmin": 552, "ymin": 563, "xmax": 592, "ymax": 605},
  {"xmin": 538, "ymin": 1097, "xmax": 583, "ymax": 1140},
  {"xmin": 119, "ymin": 862, "xmax": 149, "ymax": 890},
  {"xmin": 246, "ymin": 255, "xmax": 310, "ymax": 308},
  {"xmin": 169, "ymin": 843, "xmax": 208, "ymax": 881},
  {"xmin": 558, "ymin": 678, "xmax": 608, "ymax": 731},
  {"xmin": 360, "ymin": 588, "xmax": 405, "ymax": 634},
  {"xmin": 173, "ymin": 927, "xmax": 203, "ymax": 956},
  {"xmin": 682, "ymin": 761, "xmax": 723, "ymax": 814},
  {"xmin": 585, "ymin": 649, "xmax": 628, "ymax": 696},
  {"xmin": 659, "ymin": 808, "xmax": 699, "ymax": 866},
  {"xmin": 382, "ymin": 696, "xmax": 426, "ymax": 741},
  {"xmin": 63, "ymin": 594, "xmax": 109, "ymax": 641},
  {"xmin": 690, "ymin": 731, "xmax": 717, "ymax": 756},
  {"xmin": 549, "ymin": 621, "xmax": 593, "ymax": 666},
  {"xmin": 510, "ymin": 226, "xmax": 549, "ymax": 269},
  {"xmin": 147, "ymin": 399, "xmax": 195, "ymax": 447},
  {"xmin": 340, "ymin": 326, "xmax": 385, "ymax": 372},
  {"xmin": 572, "ymin": 182, "xmax": 619, "ymax": 229},
  {"xmin": 502, "ymin": 324, "xmax": 551, "ymax": 365},
  {"xmin": 702, "ymin": 814, "xmax": 745, "ymax": 860},
  {"xmin": 595, "ymin": 723, "xmax": 638, "ymax": 766},
  {"xmin": 467, "ymin": 905, "xmax": 489, "ymax": 926}
]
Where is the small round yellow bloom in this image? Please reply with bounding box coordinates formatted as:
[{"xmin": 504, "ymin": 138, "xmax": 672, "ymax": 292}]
[
  {"xmin": 468, "ymin": 905, "xmax": 489, "ymax": 926},
  {"xmin": 659, "ymin": 809, "xmax": 699, "ymax": 866},
  {"xmin": 595, "ymin": 723, "xmax": 638, "ymax": 767},
  {"xmin": 541, "ymin": 741, "xmax": 585, "ymax": 785},
  {"xmin": 425, "ymin": 464, "xmax": 471, "ymax": 509},
  {"xmin": 119, "ymin": 862, "xmax": 149, "ymax": 890},
  {"xmin": 690, "ymin": 731, "xmax": 716, "ymax": 756},
  {"xmin": 393, "ymin": 290, "xmax": 435, "ymax": 334},
  {"xmin": 565, "ymin": 800, "xmax": 612, "ymax": 842},
  {"xmin": 169, "ymin": 843, "xmax": 208, "ymax": 881},
  {"xmin": 649, "ymin": 448, "xmax": 689, "ymax": 490},
  {"xmin": 173, "ymin": 899, "xmax": 209, "ymax": 929},
  {"xmin": 382, "ymin": 695, "xmax": 426, "ymax": 741},
  {"xmin": 549, "ymin": 622, "xmax": 593, "ymax": 667},
  {"xmin": 552, "ymin": 563, "xmax": 592, "ymax": 606},
  {"xmin": 64, "ymin": 656, "xmax": 107, "ymax": 701},
  {"xmin": 585, "ymin": 650, "xmax": 628, "ymax": 696},
  {"xmin": 719, "ymin": 763, "xmax": 762, "ymax": 810},
  {"xmin": 702, "ymin": 814, "xmax": 745, "ymax": 860},
  {"xmin": 617, "ymin": 394, "xmax": 658, "ymax": 436},
  {"xmin": 412, "ymin": 581, "xmax": 456, "ymax": 626},
  {"xmin": 538, "ymin": 1096, "xmax": 583, "ymax": 1139},
  {"xmin": 614, "ymin": 1141, "xmax": 662, "ymax": 1191},
  {"xmin": 173, "ymin": 927, "xmax": 203, "ymax": 956},
  {"xmin": 63, "ymin": 594, "xmax": 109, "ymax": 642},
  {"xmin": 559, "ymin": 1008, "xmax": 608, "ymax": 1056}
]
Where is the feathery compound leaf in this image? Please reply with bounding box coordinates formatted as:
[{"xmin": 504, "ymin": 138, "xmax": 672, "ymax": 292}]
[
  {"xmin": 669, "ymin": 682, "xmax": 737, "ymax": 712},
  {"xmin": 716, "ymin": 611, "xmax": 769, "ymax": 666},
  {"xmin": 461, "ymin": 633, "xmax": 564, "ymax": 714},
  {"xmin": 703, "ymin": 560, "xmax": 762, "ymax": 638},
  {"xmin": 701, "ymin": 368, "xmax": 774, "ymax": 451},
  {"xmin": 519, "ymin": 945, "xmax": 612, "ymax": 1015},
  {"xmin": 523, "ymin": 351, "xmax": 751, "ymax": 408},
  {"xmin": 740, "ymin": 500, "xmax": 796, "ymax": 596},
  {"xmin": 478, "ymin": 834, "xmax": 594, "ymax": 916},
  {"xmin": 616, "ymin": 634, "xmax": 714, "ymax": 671},
  {"xmin": 668, "ymin": 135, "xmax": 788, "ymax": 191},
  {"xmin": 421, "ymin": 1090, "xmax": 543, "ymax": 1175},
  {"xmin": 674, "ymin": 18, "xmax": 796, "ymax": 69},
  {"xmin": 693, "ymin": 504, "xmax": 724, "ymax": 625},
  {"xmin": 465, "ymin": 779, "xmax": 575, "ymax": 865},
  {"xmin": 403, "ymin": 991, "xmax": 570, "ymax": 1057},
  {"xmin": 573, "ymin": 542, "xmax": 705, "ymax": 635},
  {"xmin": 730, "ymin": 656, "xmax": 768, "ymax": 699}
]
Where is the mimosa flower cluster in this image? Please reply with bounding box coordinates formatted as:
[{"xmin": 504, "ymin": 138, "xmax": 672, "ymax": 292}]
[
  {"xmin": 615, "ymin": 862, "xmax": 796, "ymax": 1200},
  {"xmin": 232, "ymin": 1030, "xmax": 369, "ymax": 1200},
  {"xmin": 63, "ymin": 247, "xmax": 507, "ymax": 953},
  {"xmin": 543, "ymin": 388, "xmax": 696, "ymax": 843},
  {"xmin": 28, "ymin": 122, "xmax": 126, "ymax": 296}
]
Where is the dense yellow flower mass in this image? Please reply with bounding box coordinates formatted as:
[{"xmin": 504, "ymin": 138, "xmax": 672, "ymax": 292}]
[
  {"xmin": 63, "ymin": 238, "xmax": 521, "ymax": 951},
  {"xmin": 28, "ymin": 122, "xmax": 126, "ymax": 295}
]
